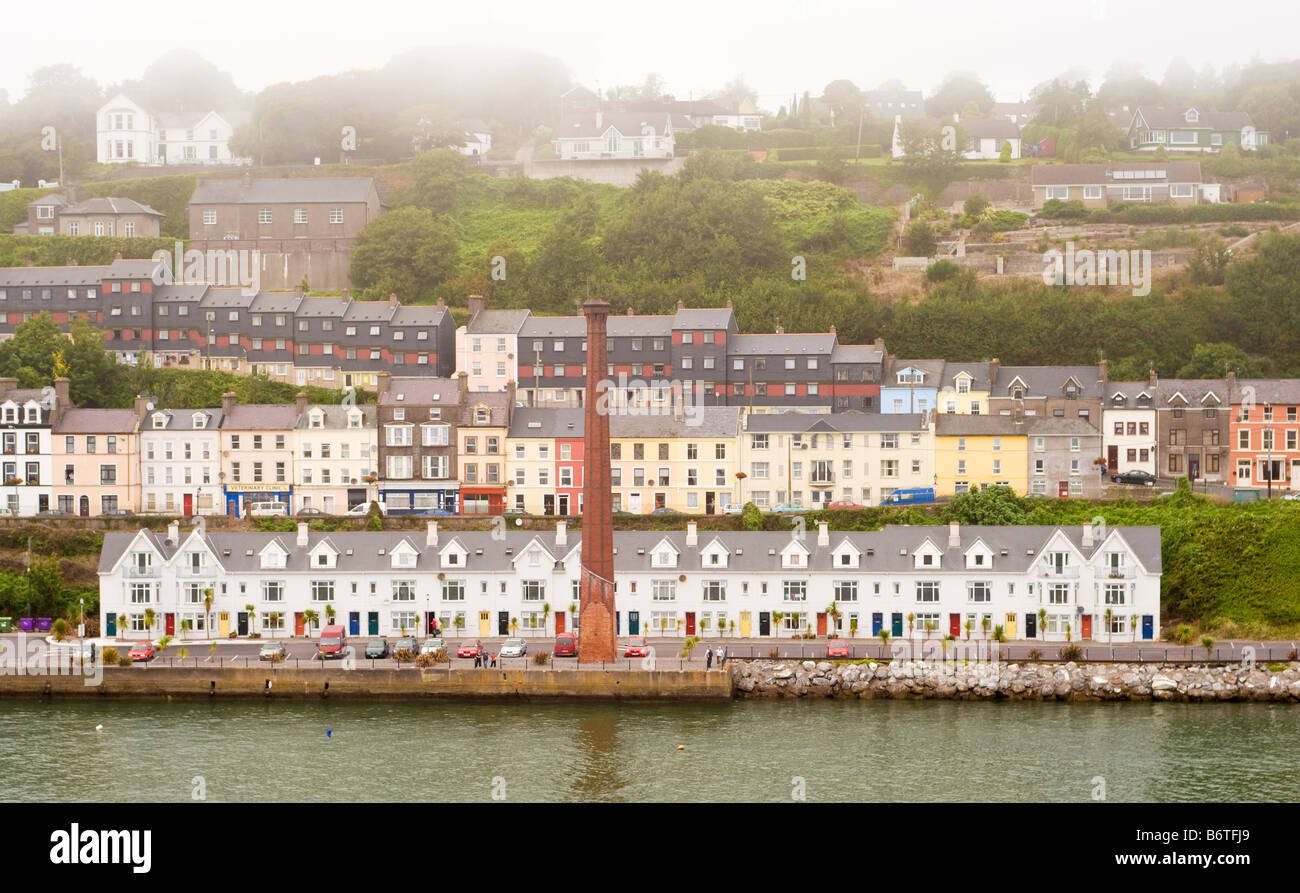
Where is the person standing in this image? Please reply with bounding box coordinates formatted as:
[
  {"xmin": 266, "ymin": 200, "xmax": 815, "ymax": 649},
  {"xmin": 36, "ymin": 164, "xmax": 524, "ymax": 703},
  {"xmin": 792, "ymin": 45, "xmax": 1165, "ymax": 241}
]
[
  {"xmin": 705, "ymin": 646, "xmax": 714, "ymax": 670},
  {"xmin": 474, "ymin": 651, "xmax": 482, "ymax": 669},
  {"xmin": 718, "ymin": 645, "xmax": 726, "ymax": 669}
]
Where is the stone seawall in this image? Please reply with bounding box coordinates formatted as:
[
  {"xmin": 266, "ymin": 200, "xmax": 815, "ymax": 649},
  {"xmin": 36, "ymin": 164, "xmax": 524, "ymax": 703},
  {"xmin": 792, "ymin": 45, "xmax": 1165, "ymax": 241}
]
[
  {"xmin": 0, "ymin": 667, "xmax": 733, "ymax": 701},
  {"xmin": 731, "ymin": 660, "xmax": 1300, "ymax": 702}
]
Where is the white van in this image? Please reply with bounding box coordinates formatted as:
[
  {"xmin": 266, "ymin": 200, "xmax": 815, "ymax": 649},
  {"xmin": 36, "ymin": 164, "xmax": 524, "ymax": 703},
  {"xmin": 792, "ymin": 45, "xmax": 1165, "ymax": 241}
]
[{"xmin": 249, "ymin": 501, "xmax": 289, "ymax": 518}]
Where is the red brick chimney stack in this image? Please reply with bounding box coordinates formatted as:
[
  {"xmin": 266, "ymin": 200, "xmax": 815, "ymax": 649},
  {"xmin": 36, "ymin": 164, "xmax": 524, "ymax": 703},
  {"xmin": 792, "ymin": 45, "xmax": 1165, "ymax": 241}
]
[{"xmin": 579, "ymin": 299, "xmax": 617, "ymax": 663}]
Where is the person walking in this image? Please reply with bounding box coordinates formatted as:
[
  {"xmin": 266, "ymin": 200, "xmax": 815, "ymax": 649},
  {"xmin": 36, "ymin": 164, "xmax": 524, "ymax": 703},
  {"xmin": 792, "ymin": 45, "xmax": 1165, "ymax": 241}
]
[
  {"xmin": 718, "ymin": 645, "xmax": 726, "ymax": 670},
  {"xmin": 705, "ymin": 646, "xmax": 714, "ymax": 670}
]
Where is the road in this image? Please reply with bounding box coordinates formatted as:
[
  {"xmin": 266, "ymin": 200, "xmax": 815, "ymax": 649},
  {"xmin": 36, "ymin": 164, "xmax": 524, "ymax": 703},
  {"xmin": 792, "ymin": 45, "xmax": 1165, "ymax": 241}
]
[{"xmin": 11, "ymin": 633, "xmax": 1294, "ymax": 670}]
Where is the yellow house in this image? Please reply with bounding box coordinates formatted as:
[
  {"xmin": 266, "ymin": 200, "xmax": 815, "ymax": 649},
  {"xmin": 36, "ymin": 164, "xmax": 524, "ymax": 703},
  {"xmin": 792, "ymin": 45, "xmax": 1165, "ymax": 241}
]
[
  {"xmin": 934, "ymin": 415, "xmax": 1028, "ymax": 496},
  {"xmin": 936, "ymin": 362, "xmax": 994, "ymax": 415},
  {"xmin": 608, "ymin": 407, "xmax": 741, "ymax": 514}
]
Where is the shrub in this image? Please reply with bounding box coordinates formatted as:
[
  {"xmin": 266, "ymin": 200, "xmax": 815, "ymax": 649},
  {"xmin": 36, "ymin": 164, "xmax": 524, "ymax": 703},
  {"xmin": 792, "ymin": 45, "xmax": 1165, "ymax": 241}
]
[
  {"xmin": 925, "ymin": 259, "xmax": 961, "ymax": 282},
  {"xmin": 101, "ymin": 647, "xmax": 119, "ymax": 664},
  {"xmin": 532, "ymin": 650, "xmax": 551, "ymax": 666},
  {"xmin": 1058, "ymin": 644, "xmax": 1083, "ymax": 662},
  {"xmin": 392, "ymin": 648, "xmax": 415, "ymax": 664},
  {"xmin": 268, "ymin": 651, "xmax": 285, "ymax": 663},
  {"xmin": 415, "ymin": 650, "xmax": 447, "ymax": 667},
  {"xmin": 963, "ymin": 194, "xmax": 991, "ymax": 218},
  {"xmin": 1026, "ymin": 648, "xmax": 1043, "ymax": 661},
  {"xmin": 1038, "ymin": 198, "xmax": 1088, "ymax": 220},
  {"xmin": 117, "ymin": 656, "xmax": 133, "ymax": 667},
  {"xmin": 741, "ymin": 501, "xmax": 764, "ymax": 531}
]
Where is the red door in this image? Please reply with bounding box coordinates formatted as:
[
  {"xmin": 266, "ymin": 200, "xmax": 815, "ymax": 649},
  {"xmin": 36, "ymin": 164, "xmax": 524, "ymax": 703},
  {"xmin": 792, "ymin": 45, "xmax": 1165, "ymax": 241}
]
[
  {"xmin": 816, "ymin": 613, "xmax": 827, "ymax": 636},
  {"xmin": 685, "ymin": 612, "xmax": 696, "ymax": 636},
  {"xmin": 183, "ymin": 494, "xmax": 193, "ymax": 516},
  {"xmin": 949, "ymin": 613, "xmax": 961, "ymax": 637},
  {"xmin": 555, "ymin": 612, "xmax": 566, "ymax": 634},
  {"xmin": 294, "ymin": 612, "xmax": 305, "ymax": 636},
  {"xmin": 1081, "ymin": 614, "xmax": 1093, "ymax": 639},
  {"xmin": 1058, "ymin": 480, "xmax": 1069, "ymax": 498},
  {"xmin": 165, "ymin": 613, "xmax": 175, "ymax": 636}
]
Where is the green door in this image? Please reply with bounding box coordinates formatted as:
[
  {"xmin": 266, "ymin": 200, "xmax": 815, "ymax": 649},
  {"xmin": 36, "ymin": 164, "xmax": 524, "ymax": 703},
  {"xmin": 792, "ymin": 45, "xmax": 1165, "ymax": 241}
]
[
  {"xmin": 106, "ymin": 612, "xmax": 117, "ymax": 637},
  {"xmin": 368, "ymin": 612, "xmax": 379, "ymax": 635},
  {"xmin": 628, "ymin": 611, "xmax": 640, "ymax": 635},
  {"xmin": 890, "ymin": 612, "xmax": 903, "ymax": 637}
]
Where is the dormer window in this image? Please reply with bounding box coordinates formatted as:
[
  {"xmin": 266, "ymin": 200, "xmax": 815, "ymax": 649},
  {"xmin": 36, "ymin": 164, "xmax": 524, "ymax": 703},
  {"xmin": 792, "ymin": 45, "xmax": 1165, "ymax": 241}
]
[
  {"xmin": 152, "ymin": 413, "xmax": 167, "ymax": 429},
  {"xmin": 310, "ymin": 412, "xmax": 324, "ymax": 429},
  {"xmin": 1184, "ymin": 108, "xmax": 1198, "ymax": 123},
  {"xmin": 24, "ymin": 406, "xmax": 38, "ymax": 423},
  {"xmin": 475, "ymin": 407, "xmax": 490, "ymax": 425},
  {"xmin": 192, "ymin": 413, "xmax": 206, "ymax": 429},
  {"xmin": 347, "ymin": 411, "xmax": 362, "ymax": 429}
]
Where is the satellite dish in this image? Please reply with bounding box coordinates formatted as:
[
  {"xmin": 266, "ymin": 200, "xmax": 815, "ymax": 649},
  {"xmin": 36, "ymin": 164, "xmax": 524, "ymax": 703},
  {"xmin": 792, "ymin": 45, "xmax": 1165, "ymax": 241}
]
[{"xmin": 146, "ymin": 401, "xmax": 155, "ymax": 411}]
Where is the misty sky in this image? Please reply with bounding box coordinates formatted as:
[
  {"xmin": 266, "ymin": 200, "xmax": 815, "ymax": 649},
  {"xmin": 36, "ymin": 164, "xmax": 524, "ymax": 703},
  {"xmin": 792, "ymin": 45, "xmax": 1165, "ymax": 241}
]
[{"xmin": 4, "ymin": 0, "xmax": 1297, "ymax": 106}]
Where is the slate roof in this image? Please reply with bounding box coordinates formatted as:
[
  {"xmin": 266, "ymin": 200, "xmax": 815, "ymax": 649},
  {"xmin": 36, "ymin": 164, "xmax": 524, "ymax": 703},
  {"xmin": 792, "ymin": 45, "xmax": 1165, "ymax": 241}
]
[
  {"xmin": 1030, "ymin": 162, "xmax": 1203, "ymax": 186},
  {"xmin": 935, "ymin": 415, "xmax": 1026, "ymax": 436},
  {"xmin": 942, "ymin": 361, "xmax": 992, "ymax": 392},
  {"xmin": 1232, "ymin": 379, "xmax": 1300, "ymax": 404},
  {"xmin": 53, "ymin": 408, "xmax": 140, "ymax": 434},
  {"xmin": 1106, "ymin": 382, "xmax": 1156, "ymax": 410},
  {"xmin": 508, "ymin": 407, "xmax": 585, "ymax": 439},
  {"xmin": 885, "ymin": 358, "xmax": 946, "ymax": 382},
  {"xmin": 555, "ymin": 112, "xmax": 674, "ymax": 139},
  {"xmin": 221, "ymin": 404, "xmax": 300, "ymax": 430},
  {"xmin": 1154, "ymin": 378, "xmax": 1228, "ymax": 406},
  {"xmin": 519, "ymin": 316, "xmax": 585, "ymax": 338},
  {"xmin": 295, "ymin": 404, "xmax": 376, "ymax": 430},
  {"xmin": 830, "ymin": 344, "xmax": 885, "ymax": 365},
  {"xmin": 672, "ymin": 307, "xmax": 736, "ymax": 330},
  {"xmin": 62, "ymin": 197, "xmax": 164, "ymax": 217},
  {"xmin": 962, "ymin": 118, "xmax": 1021, "ymax": 140},
  {"xmin": 190, "ymin": 177, "xmax": 376, "ymax": 205},
  {"xmin": 0, "ymin": 265, "xmax": 103, "ymax": 287},
  {"xmin": 1026, "ymin": 417, "xmax": 1103, "ymax": 438},
  {"xmin": 993, "ymin": 365, "xmax": 1105, "ymax": 398},
  {"xmin": 729, "ymin": 334, "xmax": 836, "ymax": 356},
  {"xmin": 141, "ymin": 408, "xmax": 223, "ymax": 431},
  {"xmin": 1133, "ymin": 106, "xmax": 1258, "ymax": 131},
  {"xmin": 743, "ymin": 412, "xmax": 928, "ymax": 433},
  {"xmin": 466, "ymin": 309, "xmax": 530, "ymax": 335},
  {"xmin": 99, "ymin": 523, "xmax": 1163, "ymax": 576},
  {"xmin": 609, "ymin": 406, "xmax": 741, "ymax": 438},
  {"xmin": 380, "ymin": 377, "xmax": 460, "ymax": 406}
]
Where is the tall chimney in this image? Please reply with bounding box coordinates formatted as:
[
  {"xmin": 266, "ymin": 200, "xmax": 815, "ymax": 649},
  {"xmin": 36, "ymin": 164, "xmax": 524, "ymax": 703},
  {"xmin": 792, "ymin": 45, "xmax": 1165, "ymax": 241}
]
[
  {"xmin": 221, "ymin": 392, "xmax": 237, "ymax": 416},
  {"xmin": 297, "ymin": 522, "xmax": 309, "ymax": 547},
  {"xmin": 578, "ymin": 299, "xmax": 617, "ymax": 663},
  {"xmin": 376, "ymin": 371, "xmax": 391, "ymax": 403},
  {"xmin": 467, "ymin": 295, "xmax": 486, "ymax": 320},
  {"xmin": 1148, "ymin": 368, "xmax": 1158, "ymax": 389},
  {"xmin": 1082, "ymin": 521, "xmax": 1094, "ymax": 550},
  {"xmin": 53, "ymin": 377, "xmax": 71, "ymax": 424},
  {"xmin": 686, "ymin": 521, "xmax": 698, "ymax": 546},
  {"xmin": 989, "ymin": 358, "xmax": 1000, "ymax": 386},
  {"xmin": 133, "ymin": 394, "xmax": 149, "ymax": 420},
  {"xmin": 167, "ymin": 520, "xmax": 179, "ymax": 543},
  {"xmin": 426, "ymin": 520, "xmax": 438, "ymax": 547},
  {"xmin": 817, "ymin": 520, "xmax": 829, "ymax": 547},
  {"xmin": 505, "ymin": 380, "xmax": 517, "ymax": 424},
  {"xmin": 457, "ymin": 371, "xmax": 469, "ymax": 403},
  {"xmin": 556, "ymin": 521, "xmax": 567, "ymax": 546},
  {"xmin": 295, "ymin": 391, "xmax": 309, "ymax": 414},
  {"xmin": 948, "ymin": 520, "xmax": 960, "ymax": 549}
]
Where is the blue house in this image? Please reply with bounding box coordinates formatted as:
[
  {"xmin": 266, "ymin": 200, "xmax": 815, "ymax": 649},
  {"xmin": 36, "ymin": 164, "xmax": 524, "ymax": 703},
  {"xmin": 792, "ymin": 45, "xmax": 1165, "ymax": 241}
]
[{"xmin": 880, "ymin": 359, "xmax": 944, "ymax": 414}]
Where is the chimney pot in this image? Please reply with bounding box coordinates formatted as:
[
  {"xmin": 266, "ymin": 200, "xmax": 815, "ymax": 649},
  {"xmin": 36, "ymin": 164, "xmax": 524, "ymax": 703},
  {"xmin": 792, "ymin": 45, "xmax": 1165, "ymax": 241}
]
[
  {"xmin": 556, "ymin": 521, "xmax": 567, "ymax": 546},
  {"xmin": 817, "ymin": 520, "xmax": 829, "ymax": 546},
  {"xmin": 948, "ymin": 520, "xmax": 960, "ymax": 549},
  {"xmin": 295, "ymin": 391, "xmax": 308, "ymax": 414},
  {"xmin": 1082, "ymin": 522, "xmax": 1094, "ymax": 549},
  {"xmin": 168, "ymin": 520, "xmax": 180, "ymax": 543}
]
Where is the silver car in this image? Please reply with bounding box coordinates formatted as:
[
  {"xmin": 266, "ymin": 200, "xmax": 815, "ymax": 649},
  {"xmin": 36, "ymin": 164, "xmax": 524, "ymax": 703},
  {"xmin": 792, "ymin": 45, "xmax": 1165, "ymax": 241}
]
[{"xmin": 498, "ymin": 638, "xmax": 527, "ymax": 659}]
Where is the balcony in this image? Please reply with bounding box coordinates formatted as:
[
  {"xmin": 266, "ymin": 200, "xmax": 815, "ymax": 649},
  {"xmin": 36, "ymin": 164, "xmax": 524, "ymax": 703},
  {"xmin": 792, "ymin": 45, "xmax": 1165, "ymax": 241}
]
[
  {"xmin": 809, "ymin": 474, "xmax": 835, "ymax": 487},
  {"xmin": 127, "ymin": 566, "xmax": 158, "ymax": 578}
]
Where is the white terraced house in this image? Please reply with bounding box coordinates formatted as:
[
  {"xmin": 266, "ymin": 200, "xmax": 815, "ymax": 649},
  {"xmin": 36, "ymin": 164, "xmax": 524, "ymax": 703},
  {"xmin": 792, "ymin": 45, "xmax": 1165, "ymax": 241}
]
[{"xmin": 98, "ymin": 519, "xmax": 1162, "ymax": 644}]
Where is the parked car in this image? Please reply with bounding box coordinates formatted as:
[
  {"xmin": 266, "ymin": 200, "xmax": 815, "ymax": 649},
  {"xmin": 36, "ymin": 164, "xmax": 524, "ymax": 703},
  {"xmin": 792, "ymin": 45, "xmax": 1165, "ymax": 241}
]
[
  {"xmin": 259, "ymin": 641, "xmax": 287, "ymax": 661},
  {"xmin": 770, "ymin": 502, "xmax": 805, "ymax": 513},
  {"xmin": 827, "ymin": 501, "xmax": 863, "ymax": 510},
  {"xmin": 364, "ymin": 637, "xmax": 389, "ymax": 659},
  {"xmin": 720, "ymin": 502, "xmax": 745, "ymax": 515},
  {"xmin": 624, "ymin": 636, "xmax": 649, "ymax": 658},
  {"xmin": 880, "ymin": 487, "xmax": 937, "ymax": 506},
  {"xmin": 249, "ymin": 501, "xmax": 288, "ymax": 518},
  {"xmin": 457, "ymin": 639, "xmax": 484, "ymax": 659},
  {"xmin": 650, "ymin": 507, "xmax": 680, "ymax": 515},
  {"xmin": 826, "ymin": 639, "xmax": 850, "ymax": 659},
  {"xmin": 128, "ymin": 641, "xmax": 155, "ymax": 662},
  {"xmin": 346, "ymin": 501, "xmax": 388, "ymax": 516},
  {"xmin": 420, "ymin": 636, "xmax": 445, "ymax": 655},
  {"xmin": 498, "ymin": 638, "xmax": 527, "ymax": 658},
  {"xmin": 392, "ymin": 636, "xmax": 418, "ymax": 655},
  {"xmin": 1110, "ymin": 470, "xmax": 1156, "ymax": 486},
  {"xmin": 317, "ymin": 624, "xmax": 348, "ymax": 660},
  {"xmin": 553, "ymin": 633, "xmax": 577, "ymax": 657},
  {"xmin": 296, "ymin": 507, "xmax": 324, "ymax": 516}
]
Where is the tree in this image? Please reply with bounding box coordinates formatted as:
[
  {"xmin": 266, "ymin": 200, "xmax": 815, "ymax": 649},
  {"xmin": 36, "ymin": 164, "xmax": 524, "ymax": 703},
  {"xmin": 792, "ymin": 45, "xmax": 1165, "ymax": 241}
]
[
  {"xmin": 707, "ymin": 76, "xmax": 758, "ymax": 112},
  {"xmin": 898, "ymin": 120, "xmax": 961, "ymax": 182},
  {"xmin": 1187, "ymin": 243, "xmax": 1233, "ymax": 287},
  {"xmin": 926, "ymin": 73, "xmax": 994, "ymax": 118},
  {"xmin": 942, "ymin": 484, "xmax": 1026, "ymax": 525},
  {"xmin": 1029, "ymin": 79, "xmax": 1091, "ymax": 128},
  {"xmin": 1202, "ymin": 635, "xmax": 1216, "ymax": 661},
  {"xmin": 1174, "ymin": 623, "xmax": 1194, "ymax": 659},
  {"xmin": 405, "ymin": 149, "xmax": 471, "ymax": 215},
  {"xmin": 821, "ymin": 80, "xmax": 863, "ymax": 123},
  {"xmin": 349, "ymin": 206, "xmax": 459, "ymax": 302},
  {"xmin": 302, "ymin": 609, "xmax": 319, "ymax": 637},
  {"xmin": 1175, "ymin": 342, "xmax": 1261, "ymax": 379},
  {"xmin": 902, "ymin": 219, "xmax": 937, "ymax": 257},
  {"xmin": 1227, "ymin": 233, "xmax": 1300, "ymax": 367}
]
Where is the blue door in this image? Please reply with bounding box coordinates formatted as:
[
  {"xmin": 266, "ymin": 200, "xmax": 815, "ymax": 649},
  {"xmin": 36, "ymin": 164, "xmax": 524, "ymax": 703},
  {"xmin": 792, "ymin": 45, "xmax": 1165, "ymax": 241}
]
[
  {"xmin": 872, "ymin": 613, "xmax": 883, "ymax": 635},
  {"xmin": 349, "ymin": 612, "xmax": 360, "ymax": 636},
  {"xmin": 1142, "ymin": 615, "xmax": 1153, "ymax": 640},
  {"xmin": 616, "ymin": 611, "xmax": 620, "ymax": 635}
]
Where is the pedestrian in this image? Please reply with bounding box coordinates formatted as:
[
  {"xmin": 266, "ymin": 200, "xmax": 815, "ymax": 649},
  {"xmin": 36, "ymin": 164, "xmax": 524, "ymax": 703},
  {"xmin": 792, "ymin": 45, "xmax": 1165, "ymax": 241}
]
[
  {"xmin": 474, "ymin": 652, "xmax": 481, "ymax": 669},
  {"xmin": 718, "ymin": 645, "xmax": 726, "ymax": 669},
  {"xmin": 705, "ymin": 646, "xmax": 713, "ymax": 670},
  {"xmin": 490, "ymin": 652, "xmax": 497, "ymax": 668}
]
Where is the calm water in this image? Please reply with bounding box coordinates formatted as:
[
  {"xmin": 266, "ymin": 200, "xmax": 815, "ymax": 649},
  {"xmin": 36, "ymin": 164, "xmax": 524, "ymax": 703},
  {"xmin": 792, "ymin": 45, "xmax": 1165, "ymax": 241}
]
[{"xmin": 1, "ymin": 699, "xmax": 1297, "ymax": 802}]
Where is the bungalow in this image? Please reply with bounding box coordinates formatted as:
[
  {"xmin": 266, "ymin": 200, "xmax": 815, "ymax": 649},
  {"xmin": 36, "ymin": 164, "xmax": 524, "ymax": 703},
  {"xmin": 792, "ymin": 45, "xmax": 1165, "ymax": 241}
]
[
  {"xmin": 891, "ymin": 115, "xmax": 1021, "ymax": 161},
  {"xmin": 1030, "ymin": 162, "xmax": 1210, "ymax": 209},
  {"xmin": 1127, "ymin": 106, "xmax": 1269, "ymax": 153},
  {"xmin": 553, "ymin": 111, "xmax": 675, "ymax": 160}
]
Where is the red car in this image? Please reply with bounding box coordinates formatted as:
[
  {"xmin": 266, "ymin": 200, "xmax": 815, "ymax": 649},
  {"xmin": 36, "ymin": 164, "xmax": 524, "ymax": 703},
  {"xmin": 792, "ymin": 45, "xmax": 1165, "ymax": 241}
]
[
  {"xmin": 554, "ymin": 633, "xmax": 577, "ymax": 657},
  {"xmin": 624, "ymin": 636, "xmax": 649, "ymax": 658},
  {"xmin": 457, "ymin": 640, "xmax": 484, "ymax": 659},
  {"xmin": 826, "ymin": 639, "xmax": 849, "ymax": 659},
  {"xmin": 128, "ymin": 642, "xmax": 155, "ymax": 662},
  {"xmin": 827, "ymin": 501, "xmax": 863, "ymax": 510}
]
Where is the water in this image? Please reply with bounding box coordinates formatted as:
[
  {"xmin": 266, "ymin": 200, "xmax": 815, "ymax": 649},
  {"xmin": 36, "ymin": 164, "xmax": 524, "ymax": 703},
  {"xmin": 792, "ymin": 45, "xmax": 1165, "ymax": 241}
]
[{"xmin": 2, "ymin": 699, "xmax": 1297, "ymax": 802}]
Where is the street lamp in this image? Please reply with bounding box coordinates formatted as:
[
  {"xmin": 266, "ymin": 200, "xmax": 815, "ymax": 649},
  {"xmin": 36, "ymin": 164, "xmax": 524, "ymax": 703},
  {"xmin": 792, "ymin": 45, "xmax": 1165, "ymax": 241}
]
[{"xmin": 78, "ymin": 597, "xmax": 85, "ymax": 639}]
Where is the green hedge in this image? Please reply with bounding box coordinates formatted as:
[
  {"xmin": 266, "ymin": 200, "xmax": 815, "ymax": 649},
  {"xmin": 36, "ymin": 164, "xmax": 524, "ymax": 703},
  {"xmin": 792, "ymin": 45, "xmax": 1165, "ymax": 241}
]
[{"xmin": 0, "ymin": 234, "xmax": 176, "ymax": 267}]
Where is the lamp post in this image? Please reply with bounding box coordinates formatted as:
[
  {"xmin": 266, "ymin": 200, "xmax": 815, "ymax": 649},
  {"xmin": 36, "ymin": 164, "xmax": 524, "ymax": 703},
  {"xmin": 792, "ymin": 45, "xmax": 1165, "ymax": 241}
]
[
  {"xmin": 78, "ymin": 597, "xmax": 85, "ymax": 639},
  {"xmin": 1266, "ymin": 403, "xmax": 1274, "ymax": 499}
]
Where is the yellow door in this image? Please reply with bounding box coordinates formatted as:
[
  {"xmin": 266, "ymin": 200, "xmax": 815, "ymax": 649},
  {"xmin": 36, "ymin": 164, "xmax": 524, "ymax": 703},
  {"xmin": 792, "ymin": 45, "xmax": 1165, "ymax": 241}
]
[
  {"xmin": 478, "ymin": 611, "xmax": 490, "ymax": 636},
  {"xmin": 1005, "ymin": 613, "xmax": 1017, "ymax": 639},
  {"xmin": 740, "ymin": 612, "xmax": 751, "ymax": 638},
  {"xmin": 218, "ymin": 612, "xmax": 230, "ymax": 636}
]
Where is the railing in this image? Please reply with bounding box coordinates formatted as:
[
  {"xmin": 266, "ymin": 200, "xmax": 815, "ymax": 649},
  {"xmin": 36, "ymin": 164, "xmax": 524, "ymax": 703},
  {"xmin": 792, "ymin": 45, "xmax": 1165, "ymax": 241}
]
[{"xmin": 127, "ymin": 567, "xmax": 157, "ymax": 578}]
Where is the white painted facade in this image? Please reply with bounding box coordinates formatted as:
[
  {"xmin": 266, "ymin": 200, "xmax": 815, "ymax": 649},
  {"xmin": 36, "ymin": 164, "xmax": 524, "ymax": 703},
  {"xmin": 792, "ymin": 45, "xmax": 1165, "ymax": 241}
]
[
  {"xmin": 98, "ymin": 521, "xmax": 1162, "ymax": 644},
  {"xmin": 0, "ymin": 396, "xmax": 53, "ymax": 515},
  {"xmin": 140, "ymin": 409, "xmax": 222, "ymax": 515}
]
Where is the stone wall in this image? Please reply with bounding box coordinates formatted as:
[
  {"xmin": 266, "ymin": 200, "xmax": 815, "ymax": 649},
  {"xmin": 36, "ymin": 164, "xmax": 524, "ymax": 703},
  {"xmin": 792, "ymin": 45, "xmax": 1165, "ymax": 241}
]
[
  {"xmin": 731, "ymin": 659, "xmax": 1300, "ymax": 702},
  {"xmin": 0, "ymin": 666, "xmax": 733, "ymax": 701}
]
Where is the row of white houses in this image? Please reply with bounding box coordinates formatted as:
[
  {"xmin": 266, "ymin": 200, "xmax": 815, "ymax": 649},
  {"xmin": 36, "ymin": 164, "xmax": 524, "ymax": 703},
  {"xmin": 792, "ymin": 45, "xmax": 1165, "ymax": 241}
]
[{"xmin": 98, "ymin": 520, "xmax": 1162, "ymax": 643}]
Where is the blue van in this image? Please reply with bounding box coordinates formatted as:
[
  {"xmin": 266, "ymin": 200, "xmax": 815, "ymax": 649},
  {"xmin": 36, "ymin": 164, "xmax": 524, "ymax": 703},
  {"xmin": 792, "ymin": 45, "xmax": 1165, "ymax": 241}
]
[{"xmin": 881, "ymin": 487, "xmax": 937, "ymax": 506}]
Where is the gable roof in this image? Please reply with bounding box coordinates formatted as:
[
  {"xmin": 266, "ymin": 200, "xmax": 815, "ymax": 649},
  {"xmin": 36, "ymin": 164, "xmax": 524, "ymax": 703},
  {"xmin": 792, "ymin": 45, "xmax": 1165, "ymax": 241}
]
[
  {"xmin": 1030, "ymin": 162, "xmax": 1203, "ymax": 186},
  {"xmin": 190, "ymin": 177, "xmax": 376, "ymax": 205}
]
